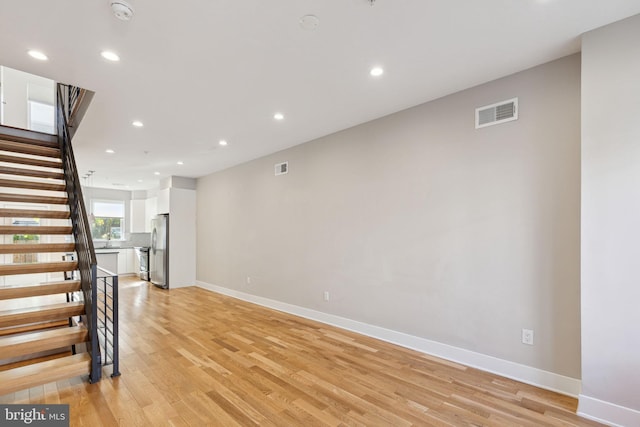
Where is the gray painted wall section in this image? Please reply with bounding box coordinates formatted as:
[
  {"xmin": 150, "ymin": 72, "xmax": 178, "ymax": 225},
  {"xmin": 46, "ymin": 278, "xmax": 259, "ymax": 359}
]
[
  {"xmin": 580, "ymin": 14, "xmax": 640, "ymax": 424},
  {"xmin": 197, "ymin": 55, "xmax": 581, "ymax": 379}
]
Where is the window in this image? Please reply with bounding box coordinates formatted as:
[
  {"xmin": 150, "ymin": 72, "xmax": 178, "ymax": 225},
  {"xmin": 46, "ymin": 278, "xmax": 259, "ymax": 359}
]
[
  {"xmin": 91, "ymin": 200, "xmax": 125, "ymax": 240},
  {"xmin": 12, "ymin": 218, "xmax": 40, "ymax": 264}
]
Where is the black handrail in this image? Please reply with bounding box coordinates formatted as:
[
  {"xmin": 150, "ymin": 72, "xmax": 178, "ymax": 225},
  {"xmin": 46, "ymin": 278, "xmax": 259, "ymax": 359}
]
[{"xmin": 56, "ymin": 83, "xmax": 101, "ymax": 384}]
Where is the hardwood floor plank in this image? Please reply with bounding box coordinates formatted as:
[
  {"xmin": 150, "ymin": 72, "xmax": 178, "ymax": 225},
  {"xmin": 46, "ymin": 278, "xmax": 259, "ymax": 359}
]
[{"xmin": 0, "ymin": 278, "xmax": 604, "ymax": 426}]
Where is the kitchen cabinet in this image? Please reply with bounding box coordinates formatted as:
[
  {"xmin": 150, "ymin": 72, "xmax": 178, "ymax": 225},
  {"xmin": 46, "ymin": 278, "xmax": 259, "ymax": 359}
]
[
  {"xmin": 117, "ymin": 248, "xmax": 136, "ymax": 275},
  {"xmin": 130, "ymin": 199, "xmax": 146, "ymax": 233},
  {"xmin": 144, "ymin": 197, "xmax": 157, "ymax": 232},
  {"xmin": 97, "ymin": 248, "xmax": 136, "ymax": 276}
]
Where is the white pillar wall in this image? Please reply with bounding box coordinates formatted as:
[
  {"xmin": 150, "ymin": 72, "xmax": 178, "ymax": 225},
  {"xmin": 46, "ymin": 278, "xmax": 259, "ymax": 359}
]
[{"xmin": 580, "ymin": 13, "xmax": 640, "ymax": 426}]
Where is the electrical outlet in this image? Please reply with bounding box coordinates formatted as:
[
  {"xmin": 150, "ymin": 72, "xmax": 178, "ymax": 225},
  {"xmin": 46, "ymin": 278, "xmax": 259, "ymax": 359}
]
[
  {"xmin": 323, "ymin": 291, "xmax": 330, "ymax": 302},
  {"xmin": 522, "ymin": 329, "xmax": 534, "ymax": 345},
  {"xmin": 246, "ymin": 276, "xmax": 251, "ymax": 285}
]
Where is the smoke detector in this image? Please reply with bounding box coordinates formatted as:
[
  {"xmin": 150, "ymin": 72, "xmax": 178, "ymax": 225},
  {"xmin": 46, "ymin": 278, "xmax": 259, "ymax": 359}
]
[{"xmin": 111, "ymin": 1, "xmax": 134, "ymax": 21}]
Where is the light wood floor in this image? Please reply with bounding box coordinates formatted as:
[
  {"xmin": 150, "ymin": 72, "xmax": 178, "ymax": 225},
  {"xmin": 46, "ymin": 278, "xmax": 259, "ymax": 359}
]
[{"xmin": 0, "ymin": 277, "xmax": 603, "ymax": 426}]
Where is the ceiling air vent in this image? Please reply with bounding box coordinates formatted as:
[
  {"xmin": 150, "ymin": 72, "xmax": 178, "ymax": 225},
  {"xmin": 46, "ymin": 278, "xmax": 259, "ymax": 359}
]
[
  {"xmin": 475, "ymin": 98, "xmax": 518, "ymax": 129},
  {"xmin": 275, "ymin": 161, "xmax": 288, "ymax": 176}
]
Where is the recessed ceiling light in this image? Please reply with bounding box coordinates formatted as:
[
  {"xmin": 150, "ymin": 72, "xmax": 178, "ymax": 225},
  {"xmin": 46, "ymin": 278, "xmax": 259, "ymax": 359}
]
[
  {"xmin": 28, "ymin": 50, "xmax": 48, "ymax": 61},
  {"xmin": 177, "ymin": 161, "xmax": 184, "ymax": 165},
  {"xmin": 274, "ymin": 113, "xmax": 284, "ymax": 121},
  {"xmin": 299, "ymin": 15, "xmax": 320, "ymax": 31},
  {"xmin": 154, "ymin": 172, "xmax": 160, "ymax": 176},
  {"xmin": 101, "ymin": 51, "xmax": 120, "ymax": 62},
  {"xmin": 137, "ymin": 179, "xmax": 143, "ymax": 183},
  {"xmin": 370, "ymin": 67, "xmax": 384, "ymax": 77},
  {"xmin": 219, "ymin": 140, "xmax": 228, "ymax": 146},
  {"xmin": 132, "ymin": 120, "xmax": 143, "ymax": 127},
  {"xmin": 105, "ymin": 149, "xmax": 115, "ymax": 154}
]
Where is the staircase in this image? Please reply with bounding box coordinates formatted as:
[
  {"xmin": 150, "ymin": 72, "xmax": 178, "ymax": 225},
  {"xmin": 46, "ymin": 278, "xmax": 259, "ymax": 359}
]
[{"xmin": 0, "ymin": 85, "xmax": 101, "ymax": 396}]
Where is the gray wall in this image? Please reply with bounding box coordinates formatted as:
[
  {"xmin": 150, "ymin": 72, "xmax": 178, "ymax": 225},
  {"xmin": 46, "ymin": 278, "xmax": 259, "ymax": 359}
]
[
  {"xmin": 580, "ymin": 14, "xmax": 640, "ymax": 422},
  {"xmin": 197, "ymin": 54, "xmax": 581, "ymax": 378}
]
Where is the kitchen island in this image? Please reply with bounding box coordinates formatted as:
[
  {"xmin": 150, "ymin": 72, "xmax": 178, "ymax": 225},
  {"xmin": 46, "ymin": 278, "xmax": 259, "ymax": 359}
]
[{"xmin": 95, "ymin": 248, "xmax": 139, "ymax": 276}]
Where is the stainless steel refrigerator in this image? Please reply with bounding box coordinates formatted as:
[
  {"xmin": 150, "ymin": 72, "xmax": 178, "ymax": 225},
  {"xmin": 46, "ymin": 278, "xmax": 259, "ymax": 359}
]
[{"xmin": 150, "ymin": 214, "xmax": 169, "ymax": 289}]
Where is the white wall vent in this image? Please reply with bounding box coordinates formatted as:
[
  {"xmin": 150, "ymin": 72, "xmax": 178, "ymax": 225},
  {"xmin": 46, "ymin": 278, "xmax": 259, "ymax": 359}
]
[
  {"xmin": 475, "ymin": 98, "xmax": 518, "ymax": 129},
  {"xmin": 275, "ymin": 161, "xmax": 288, "ymax": 176}
]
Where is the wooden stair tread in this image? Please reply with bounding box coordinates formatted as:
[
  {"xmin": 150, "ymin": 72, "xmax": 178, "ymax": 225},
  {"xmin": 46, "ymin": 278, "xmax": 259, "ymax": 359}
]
[
  {"xmin": 0, "ymin": 301, "xmax": 84, "ymax": 328},
  {"xmin": 0, "ymin": 349, "xmax": 72, "ymax": 372},
  {"xmin": 0, "ymin": 208, "xmax": 70, "ymax": 219},
  {"xmin": 0, "ymin": 153, "xmax": 62, "ymax": 170},
  {"xmin": 0, "ymin": 320, "xmax": 70, "ymax": 337},
  {"xmin": 0, "ymin": 225, "xmax": 72, "ymax": 234},
  {"xmin": 0, "ymin": 352, "xmax": 90, "ymax": 395},
  {"xmin": 0, "ymin": 193, "xmax": 68, "ymax": 205},
  {"xmin": 0, "ymin": 281, "xmax": 81, "ymax": 300},
  {"xmin": 0, "ymin": 165, "xmax": 64, "ymax": 180},
  {"xmin": 0, "ymin": 243, "xmax": 76, "ymax": 254},
  {"xmin": 0, "ymin": 125, "xmax": 59, "ymax": 148},
  {"xmin": 0, "ymin": 140, "xmax": 61, "ymax": 159},
  {"xmin": 0, "ymin": 326, "xmax": 88, "ymax": 360},
  {"xmin": 0, "ymin": 178, "xmax": 66, "ymax": 192},
  {"xmin": 0, "ymin": 261, "xmax": 78, "ymax": 276}
]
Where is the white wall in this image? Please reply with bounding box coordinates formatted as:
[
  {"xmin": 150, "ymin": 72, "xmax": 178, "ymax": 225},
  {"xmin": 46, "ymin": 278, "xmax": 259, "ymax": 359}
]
[
  {"xmin": 197, "ymin": 55, "xmax": 582, "ymax": 389},
  {"xmin": 0, "ymin": 66, "xmax": 54, "ymax": 130},
  {"xmin": 580, "ymin": 14, "xmax": 640, "ymax": 426},
  {"xmin": 169, "ymin": 187, "xmax": 196, "ymax": 288}
]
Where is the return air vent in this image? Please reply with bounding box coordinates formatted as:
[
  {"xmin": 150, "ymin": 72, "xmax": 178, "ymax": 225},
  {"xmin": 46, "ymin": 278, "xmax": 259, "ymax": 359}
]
[
  {"xmin": 475, "ymin": 98, "xmax": 518, "ymax": 129},
  {"xmin": 275, "ymin": 161, "xmax": 288, "ymax": 176}
]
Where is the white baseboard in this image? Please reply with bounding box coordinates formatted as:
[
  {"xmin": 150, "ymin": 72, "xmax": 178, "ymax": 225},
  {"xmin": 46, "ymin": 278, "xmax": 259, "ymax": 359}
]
[
  {"xmin": 196, "ymin": 281, "xmax": 581, "ymax": 397},
  {"xmin": 578, "ymin": 395, "xmax": 640, "ymax": 427}
]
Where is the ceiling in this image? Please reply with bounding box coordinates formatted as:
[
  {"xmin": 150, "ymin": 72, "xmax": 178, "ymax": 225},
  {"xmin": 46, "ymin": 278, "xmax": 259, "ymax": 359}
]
[{"xmin": 1, "ymin": 0, "xmax": 639, "ymax": 190}]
